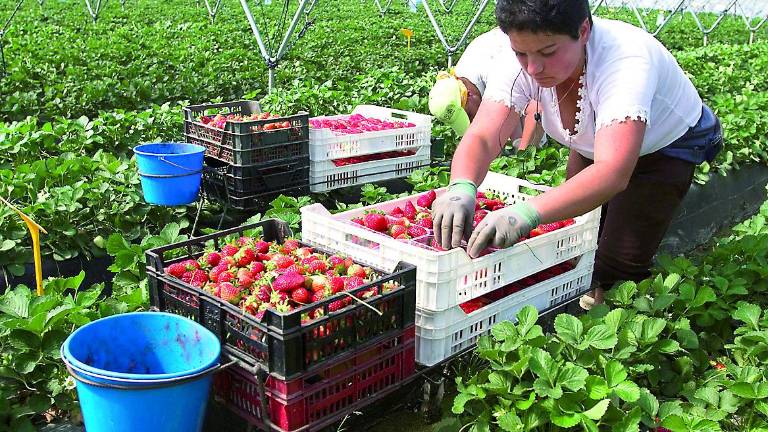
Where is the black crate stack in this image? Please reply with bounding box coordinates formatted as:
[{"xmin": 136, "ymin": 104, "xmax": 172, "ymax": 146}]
[{"xmin": 184, "ymin": 100, "xmax": 310, "ymax": 210}]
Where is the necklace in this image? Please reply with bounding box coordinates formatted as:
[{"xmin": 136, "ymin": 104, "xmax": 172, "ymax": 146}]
[{"xmin": 554, "ymin": 68, "xmax": 583, "ymax": 106}]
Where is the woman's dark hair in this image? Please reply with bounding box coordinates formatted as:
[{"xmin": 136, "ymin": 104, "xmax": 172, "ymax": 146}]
[{"xmin": 496, "ymin": 0, "xmax": 593, "ymax": 39}]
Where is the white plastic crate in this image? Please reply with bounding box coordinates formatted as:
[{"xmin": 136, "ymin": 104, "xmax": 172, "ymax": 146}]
[
  {"xmin": 301, "ymin": 172, "xmax": 600, "ymax": 311},
  {"xmin": 309, "ymin": 145, "xmax": 431, "ymax": 193},
  {"xmin": 415, "ymin": 251, "xmax": 595, "ymax": 366},
  {"xmin": 309, "ymin": 105, "xmax": 432, "ymax": 161}
]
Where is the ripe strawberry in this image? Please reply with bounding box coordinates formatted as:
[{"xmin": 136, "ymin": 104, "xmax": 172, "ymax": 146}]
[
  {"xmin": 330, "ymin": 277, "xmax": 345, "ymax": 294},
  {"xmin": 416, "ymin": 191, "xmax": 436, "ymax": 209},
  {"xmin": 328, "ymin": 300, "xmax": 346, "ymax": 312},
  {"xmin": 253, "ymin": 240, "xmax": 270, "ymax": 254},
  {"xmin": 395, "ymin": 233, "xmax": 411, "ymax": 240},
  {"xmin": 235, "ymin": 247, "xmax": 256, "ymax": 266},
  {"xmin": 403, "ymin": 201, "xmax": 418, "ymax": 220},
  {"xmin": 272, "ymin": 255, "xmax": 295, "ymax": 269},
  {"xmin": 328, "ymin": 255, "xmax": 345, "ymax": 268},
  {"xmin": 217, "ymin": 271, "xmax": 234, "ymax": 284},
  {"xmin": 344, "ymin": 276, "xmax": 365, "ymax": 291},
  {"xmin": 190, "ymin": 270, "xmax": 209, "ymax": 288},
  {"xmin": 389, "ymin": 206, "xmax": 404, "ymax": 217},
  {"xmin": 219, "ymin": 282, "xmax": 242, "ymax": 305},
  {"xmin": 352, "ymin": 217, "xmax": 365, "ymax": 225},
  {"xmin": 257, "ymin": 253, "xmax": 272, "ymax": 262},
  {"xmin": 430, "ymin": 238, "xmax": 447, "ymax": 251},
  {"xmin": 250, "ymin": 261, "xmax": 265, "ymax": 275},
  {"xmin": 203, "ymin": 252, "xmax": 222, "ymax": 268},
  {"xmin": 407, "ymin": 225, "xmax": 428, "ymax": 238},
  {"xmin": 388, "ymin": 224, "xmax": 407, "ymax": 238},
  {"xmin": 286, "ymin": 264, "xmax": 305, "ymax": 275},
  {"xmin": 273, "ymin": 271, "xmax": 305, "ymax": 292},
  {"xmin": 209, "ymin": 263, "xmax": 228, "ymax": 282},
  {"xmin": 237, "ymin": 269, "xmax": 254, "ymax": 289},
  {"xmin": 294, "ymin": 247, "xmax": 313, "ymax": 258},
  {"xmin": 166, "ymin": 263, "xmax": 186, "ymax": 278},
  {"xmin": 237, "ymin": 236, "xmax": 253, "ymax": 247},
  {"xmin": 282, "ymin": 239, "xmax": 300, "ymax": 253},
  {"xmin": 307, "ymin": 260, "xmax": 328, "ymax": 274},
  {"xmin": 417, "ymin": 217, "xmax": 433, "ymax": 229},
  {"xmin": 363, "ymin": 211, "xmax": 388, "ymax": 232},
  {"xmin": 291, "ymin": 288, "xmax": 310, "ymax": 304},
  {"xmin": 221, "ymin": 244, "xmax": 239, "ymax": 257},
  {"xmin": 476, "ymin": 191, "xmax": 487, "ymax": 199},
  {"xmin": 300, "ymin": 256, "xmax": 319, "ymax": 266},
  {"xmin": 257, "ymin": 285, "xmax": 271, "ymax": 302},
  {"xmin": 529, "ymin": 227, "xmax": 545, "ymax": 238},
  {"xmin": 561, "ymin": 218, "xmax": 576, "ymax": 227},
  {"xmin": 346, "ymin": 264, "xmax": 367, "ymax": 278},
  {"xmin": 312, "ymin": 290, "xmax": 326, "ymax": 302},
  {"xmin": 538, "ymin": 222, "xmax": 561, "ymax": 233}
]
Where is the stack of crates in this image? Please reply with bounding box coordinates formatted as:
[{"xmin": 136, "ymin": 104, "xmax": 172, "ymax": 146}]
[
  {"xmin": 146, "ymin": 219, "xmax": 418, "ymax": 431},
  {"xmin": 299, "ymin": 172, "xmax": 601, "ymax": 366},
  {"xmin": 184, "ymin": 100, "xmax": 310, "ymax": 210}
]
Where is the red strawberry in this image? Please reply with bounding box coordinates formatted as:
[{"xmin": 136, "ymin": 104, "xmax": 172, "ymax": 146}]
[
  {"xmin": 312, "ymin": 290, "xmax": 326, "ymax": 302},
  {"xmin": 403, "ymin": 201, "xmax": 417, "ymax": 220},
  {"xmin": 236, "ymin": 248, "xmax": 256, "ymax": 266},
  {"xmin": 344, "ymin": 276, "xmax": 365, "ymax": 291},
  {"xmin": 407, "ymin": 225, "xmax": 428, "ymax": 238},
  {"xmin": 273, "ymin": 272, "xmax": 305, "ymax": 292},
  {"xmin": 257, "ymin": 253, "xmax": 272, "ymax": 262},
  {"xmin": 291, "ymin": 288, "xmax": 311, "ymax": 304},
  {"xmin": 237, "ymin": 269, "xmax": 254, "ymax": 289},
  {"xmin": 294, "ymin": 247, "xmax": 313, "ymax": 258},
  {"xmin": 190, "ymin": 270, "xmax": 209, "ymax": 288},
  {"xmin": 363, "ymin": 211, "xmax": 388, "ymax": 232},
  {"xmin": 217, "ymin": 271, "xmax": 234, "ymax": 283},
  {"xmin": 346, "ymin": 264, "xmax": 367, "ymax": 278},
  {"xmin": 253, "ymin": 240, "xmax": 270, "ymax": 254},
  {"xmin": 286, "ymin": 264, "xmax": 305, "ymax": 275},
  {"xmin": 395, "ymin": 233, "xmax": 411, "ymax": 240},
  {"xmin": 476, "ymin": 191, "xmax": 487, "ymax": 199},
  {"xmin": 219, "ymin": 282, "xmax": 242, "ymax": 305},
  {"xmin": 166, "ymin": 263, "xmax": 186, "ymax": 278},
  {"xmin": 307, "ymin": 260, "xmax": 328, "ymax": 274},
  {"xmin": 272, "ymin": 255, "xmax": 295, "ymax": 269},
  {"xmin": 250, "ymin": 261, "xmax": 265, "ymax": 274},
  {"xmin": 416, "ymin": 192, "xmax": 435, "ymax": 209},
  {"xmin": 203, "ymin": 252, "xmax": 222, "ymax": 267},
  {"xmin": 430, "ymin": 238, "xmax": 447, "ymax": 251},
  {"xmin": 389, "ymin": 206, "xmax": 404, "ymax": 217},
  {"xmin": 221, "ymin": 244, "xmax": 239, "ymax": 257},
  {"xmin": 237, "ymin": 236, "xmax": 253, "ymax": 247},
  {"xmin": 352, "ymin": 217, "xmax": 365, "ymax": 225},
  {"xmin": 281, "ymin": 239, "xmax": 300, "ymax": 254},
  {"xmin": 330, "ymin": 277, "xmax": 345, "ymax": 294},
  {"xmin": 328, "ymin": 255, "xmax": 345, "ymax": 268},
  {"xmin": 418, "ymin": 217, "xmax": 433, "ymax": 229},
  {"xmin": 561, "ymin": 218, "xmax": 576, "ymax": 227},
  {"xmin": 256, "ymin": 285, "xmax": 271, "ymax": 302},
  {"xmin": 389, "ymin": 224, "xmax": 408, "ymax": 238},
  {"xmin": 529, "ymin": 227, "xmax": 545, "ymax": 238},
  {"xmin": 328, "ymin": 300, "xmax": 346, "ymax": 312}
]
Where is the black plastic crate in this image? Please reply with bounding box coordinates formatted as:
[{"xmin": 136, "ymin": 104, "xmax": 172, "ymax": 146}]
[
  {"xmin": 183, "ymin": 100, "xmax": 310, "ymax": 165},
  {"xmin": 201, "ymin": 159, "xmax": 309, "ymax": 210},
  {"xmin": 146, "ymin": 219, "xmax": 417, "ymax": 380}
]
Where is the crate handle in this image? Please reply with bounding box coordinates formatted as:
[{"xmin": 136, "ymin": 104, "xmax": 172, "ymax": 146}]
[{"xmin": 338, "ymin": 291, "xmax": 383, "ymax": 316}]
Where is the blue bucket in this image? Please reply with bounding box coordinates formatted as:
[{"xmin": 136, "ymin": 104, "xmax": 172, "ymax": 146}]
[
  {"xmin": 62, "ymin": 312, "xmax": 222, "ymax": 432},
  {"xmin": 134, "ymin": 143, "xmax": 205, "ymax": 206}
]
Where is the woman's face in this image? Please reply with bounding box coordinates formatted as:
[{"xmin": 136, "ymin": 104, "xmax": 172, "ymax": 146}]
[{"xmin": 507, "ymin": 20, "xmax": 590, "ymax": 88}]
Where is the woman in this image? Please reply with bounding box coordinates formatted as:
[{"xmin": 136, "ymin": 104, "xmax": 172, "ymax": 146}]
[{"xmin": 432, "ymin": 0, "xmax": 722, "ymax": 308}]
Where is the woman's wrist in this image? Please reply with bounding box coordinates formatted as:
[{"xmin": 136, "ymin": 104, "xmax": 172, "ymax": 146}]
[{"xmin": 448, "ymin": 179, "xmax": 477, "ymax": 196}]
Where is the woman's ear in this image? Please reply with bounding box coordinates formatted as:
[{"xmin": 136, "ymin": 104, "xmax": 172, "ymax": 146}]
[{"xmin": 579, "ymin": 18, "xmax": 591, "ymax": 43}]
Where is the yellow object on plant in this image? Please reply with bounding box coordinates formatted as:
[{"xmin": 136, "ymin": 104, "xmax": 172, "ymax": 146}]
[
  {"xmin": 400, "ymin": 28, "xmax": 413, "ymax": 48},
  {"xmin": 0, "ymin": 197, "xmax": 47, "ymax": 296}
]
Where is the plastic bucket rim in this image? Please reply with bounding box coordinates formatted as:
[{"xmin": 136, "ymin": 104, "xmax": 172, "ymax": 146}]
[
  {"xmin": 62, "ymin": 311, "xmax": 221, "ymax": 382},
  {"xmin": 133, "ymin": 142, "xmax": 206, "ymax": 157}
]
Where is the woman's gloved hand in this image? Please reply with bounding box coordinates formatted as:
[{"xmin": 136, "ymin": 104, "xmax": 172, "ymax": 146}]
[
  {"xmin": 466, "ymin": 201, "xmax": 540, "ymax": 258},
  {"xmin": 432, "ymin": 180, "xmax": 477, "ymax": 249}
]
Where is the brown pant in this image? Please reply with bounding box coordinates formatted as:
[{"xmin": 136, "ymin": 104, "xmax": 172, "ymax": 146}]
[{"xmin": 567, "ymin": 150, "xmax": 696, "ymax": 289}]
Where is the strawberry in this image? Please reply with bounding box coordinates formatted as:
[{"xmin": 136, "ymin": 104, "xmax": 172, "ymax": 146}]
[
  {"xmin": 328, "ymin": 255, "xmax": 345, "ymax": 268},
  {"xmin": 529, "ymin": 227, "xmax": 545, "ymax": 238},
  {"xmin": 209, "ymin": 264, "xmax": 228, "ymax": 283},
  {"xmin": 407, "ymin": 225, "xmax": 428, "ymax": 238},
  {"xmin": 309, "ymin": 275, "xmax": 329, "ymax": 292},
  {"xmin": 417, "ymin": 217, "xmax": 433, "ymax": 229},
  {"xmin": 346, "ymin": 264, "xmax": 367, "ymax": 278},
  {"xmin": 221, "ymin": 244, "xmax": 239, "ymax": 257},
  {"xmin": 389, "ymin": 206, "xmax": 404, "ymax": 217},
  {"xmin": 273, "ymin": 272, "xmax": 305, "ymax": 292},
  {"xmin": 237, "ymin": 236, "xmax": 253, "ymax": 247},
  {"xmin": 257, "ymin": 253, "xmax": 272, "ymax": 262},
  {"xmin": 253, "ymin": 240, "xmax": 270, "ymax": 254},
  {"xmin": 312, "ymin": 290, "xmax": 327, "ymax": 302},
  {"xmin": 330, "ymin": 277, "xmax": 345, "ymax": 294},
  {"xmin": 203, "ymin": 252, "xmax": 222, "ymax": 268},
  {"xmin": 256, "ymin": 285, "xmax": 271, "ymax": 302},
  {"xmin": 219, "ymin": 282, "xmax": 242, "ymax": 305},
  {"xmin": 352, "ymin": 217, "xmax": 365, "ymax": 225},
  {"xmin": 363, "ymin": 211, "xmax": 388, "ymax": 232},
  {"xmin": 217, "ymin": 271, "xmax": 234, "ymax": 283},
  {"xmin": 344, "ymin": 276, "xmax": 365, "ymax": 291},
  {"xmin": 395, "ymin": 233, "xmax": 411, "ymax": 240},
  {"xmin": 250, "ymin": 261, "xmax": 265, "ymax": 275},
  {"xmin": 539, "ymin": 222, "xmax": 563, "ymax": 233},
  {"xmin": 430, "ymin": 238, "xmax": 447, "ymax": 251},
  {"xmin": 280, "ymin": 239, "xmax": 300, "ymax": 254},
  {"xmin": 291, "ymin": 288, "xmax": 311, "ymax": 304},
  {"xmin": 272, "ymin": 255, "xmax": 295, "ymax": 269},
  {"xmin": 416, "ymin": 191, "xmax": 436, "ymax": 209},
  {"xmin": 166, "ymin": 263, "xmax": 186, "ymax": 278},
  {"xmin": 459, "ymin": 299, "xmax": 486, "ymax": 314},
  {"xmin": 561, "ymin": 218, "xmax": 576, "ymax": 227},
  {"xmin": 237, "ymin": 269, "xmax": 254, "ymax": 289},
  {"xmin": 476, "ymin": 191, "xmax": 487, "ymax": 199},
  {"xmin": 190, "ymin": 270, "xmax": 209, "ymax": 288},
  {"xmin": 307, "ymin": 260, "xmax": 328, "ymax": 274},
  {"xmin": 403, "ymin": 201, "xmax": 418, "ymax": 220},
  {"xmin": 286, "ymin": 264, "xmax": 305, "ymax": 275},
  {"xmin": 294, "ymin": 247, "xmax": 313, "ymax": 258},
  {"xmin": 235, "ymin": 247, "xmax": 256, "ymax": 266},
  {"xmin": 388, "ymin": 224, "xmax": 408, "ymax": 238},
  {"xmin": 328, "ymin": 300, "xmax": 346, "ymax": 312}
]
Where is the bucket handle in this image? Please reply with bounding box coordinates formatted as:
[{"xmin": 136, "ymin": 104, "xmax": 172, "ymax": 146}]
[
  {"xmin": 62, "ymin": 353, "xmax": 237, "ymax": 391},
  {"xmin": 158, "ymin": 156, "xmax": 201, "ymax": 172}
]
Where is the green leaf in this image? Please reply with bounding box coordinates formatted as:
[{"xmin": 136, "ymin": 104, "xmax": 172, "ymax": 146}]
[
  {"xmin": 611, "ymin": 407, "xmax": 642, "ymax": 432},
  {"xmin": 533, "ymin": 377, "xmax": 563, "ymax": 399},
  {"xmin": 452, "ymin": 392, "xmax": 474, "ymax": 414},
  {"xmin": 13, "ymin": 351, "xmax": 42, "ymax": 374},
  {"xmin": 558, "ymin": 363, "xmax": 589, "ymax": 392},
  {"xmin": 42, "ymin": 330, "xmax": 69, "ymax": 358},
  {"xmin": 731, "ymin": 382, "xmax": 768, "ymax": 399},
  {"xmin": 0, "ymin": 286, "xmax": 31, "ymax": 318},
  {"xmin": 603, "ymin": 308, "xmax": 626, "ymax": 334},
  {"xmin": 613, "ymin": 381, "xmax": 641, "ymax": 403},
  {"xmin": 497, "ymin": 412, "xmax": 523, "ymax": 431},
  {"xmin": 733, "ymin": 302, "xmax": 762, "ymax": 330},
  {"xmin": 529, "ymin": 348, "xmax": 555, "ymax": 382},
  {"xmin": 582, "ymin": 399, "xmax": 610, "ymax": 420},
  {"xmin": 659, "ymin": 401, "xmax": 683, "ymax": 420},
  {"xmin": 585, "ymin": 376, "xmax": 609, "ymax": 399},
  {"xmin": 675, "ymin": 328, "xmax": 699, "ymax": 349},
  {"xmin": 605, "ymin": 360, "xmax": 627, "ymax": 387},
  {"xmin": 637, "ymin": 388, "xmax": 659, "ymax": 417},
  {"xmin": 641, "ymin": 318, "xmax": 666, "ymax": 342},
  {"xmin": 657, "ymin": 339, "xmax": 681, "ymax": 354},
  {"xmin": 515, "ymin": 392, "xmax": 536, "ymax": 410},
  {"xmin": 106, "ymin": 232, "xmax": 131, "ymax": 255},
  {"xmin": 581, "ymin": 324, "xmax": 618, "ymax": 350},
  {"xmin": 0, "ymin": 239, "xmax": 15, "ymax": 251},
  {"xmin": 76, "ymin": 286, "xmax": 103, "ymax": 308},
  {"xmin": 492, "ymin": 321, "xmax": 518, "ymax": 342},
  {"xmin": 555, "ymin": 314, "xmax": 583, "ymax": 345},
  {"xmin": 551, "ymin": 410, "xmax": 581, "ymax": 428},
  {"xmin": 8, "ymin": 329, "xmax": 41, "ymax": 350},
  {"xmin": 694, "ymin": 387, "xmax": 720, "ymax": 407},
  {"xmin": 516, "ymin": 305, "xmax": 538, "ymax": 337}
]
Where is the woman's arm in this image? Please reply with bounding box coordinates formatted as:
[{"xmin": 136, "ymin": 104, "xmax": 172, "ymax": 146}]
[
  {"xmin": 451, "ymin": 99, "xmax": 523, "ymax": 184},
  {"xmin": 529, "ymin": 119, "xmax": 646, "ymax": 223}
]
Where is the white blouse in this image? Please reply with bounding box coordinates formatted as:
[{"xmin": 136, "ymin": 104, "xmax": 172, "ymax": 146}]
[{"xmin": 484, "ymin": 17, "xmax": 703, "ymax": 159}]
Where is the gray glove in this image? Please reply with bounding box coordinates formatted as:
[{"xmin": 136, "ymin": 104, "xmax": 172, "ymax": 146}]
[
  {"xmin": 466, "ymin": 202, "xmax": 540, "ymax": 258},
  {"xmin": 432, "ymin": 180, "xmax": 477, "ymax": 250}
]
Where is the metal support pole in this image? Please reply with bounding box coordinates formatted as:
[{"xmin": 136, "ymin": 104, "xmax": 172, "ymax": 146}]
[
  {"xmin": 422, "ymin": 0, "xmax": 490, "ymax": 67},
  {"xmin": 688, "ymin": 0, "xmax": 738, "ymax": 46},
  {"xmin": 204, "ymin": 0, "xmax": 223, "ymax": 23}
]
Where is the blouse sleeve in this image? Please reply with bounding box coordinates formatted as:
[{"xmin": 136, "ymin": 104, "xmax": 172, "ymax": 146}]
[
  {"xmin": 482, "ymin": 56, "xmax": 530, "ymax": 116},
  {"xmin": 592, "ymin": 52, "xmax": 659, "ymax": 131}
]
